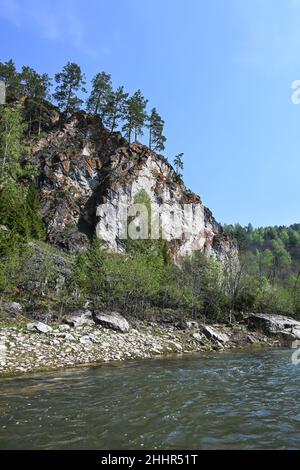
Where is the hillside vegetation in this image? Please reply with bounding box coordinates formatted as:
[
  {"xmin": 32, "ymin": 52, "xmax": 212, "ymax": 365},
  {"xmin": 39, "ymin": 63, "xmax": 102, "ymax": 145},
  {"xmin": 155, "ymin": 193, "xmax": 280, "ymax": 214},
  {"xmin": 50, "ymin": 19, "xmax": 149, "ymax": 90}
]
[{"xmin": 1, "ymin": 59, "xmax": 300, "ymax": 323}]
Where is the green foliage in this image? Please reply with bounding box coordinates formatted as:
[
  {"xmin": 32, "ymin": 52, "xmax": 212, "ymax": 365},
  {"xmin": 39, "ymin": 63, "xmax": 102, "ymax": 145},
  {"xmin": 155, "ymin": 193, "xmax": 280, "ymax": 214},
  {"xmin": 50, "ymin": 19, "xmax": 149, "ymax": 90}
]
[
  {"xmin": 21, "ymin": 66, "xmax": 52, "ymax": 136},
  {"xmin": 0, "ymin": 179, "xmax": 44, "ymax": 241},
  {"xmin": 0, "ymin": 59, "xmax": 22, "ymax": 102},
  {"xmin": 87, "ymin": 72, "xmax": 112, "ymax": 117},
  {"xmin": 173, "ymin": 153, "xmax": 184, "ymax": 177},
  {"xmin": 148, "ymin": 108, "xmax": 166, "ymax": 152},
  {"xmin": 71, "ymin": 234, "xmax": 230, "ymax": 319},
  {"xmin": 1, "ymin": 58, "xmax": 171, "ymax": 159},
  {"xmin": 25, "ymin": 183, "xmax": 45, "ymax": 239},
  {"xmin": 122, "ymin": 90, "xmax": 148, "ymax": 143},
  {"xmin": 223, "ymin": 223, "xmax": 300, "ymax": 317},
  {"xmin": 0, "ymin": 105, "xmax": 26, "ymax": 175},
  {"xmin": 103, "ymin": 86, "xmax": 128, "ymax": 133},
  {"xmin": 122, "ymin": 190, "xmax": 172, "ymax": 262},
  {"xmin": 53, "ymin": 62, "xmax": 86, "ymax": 116}
]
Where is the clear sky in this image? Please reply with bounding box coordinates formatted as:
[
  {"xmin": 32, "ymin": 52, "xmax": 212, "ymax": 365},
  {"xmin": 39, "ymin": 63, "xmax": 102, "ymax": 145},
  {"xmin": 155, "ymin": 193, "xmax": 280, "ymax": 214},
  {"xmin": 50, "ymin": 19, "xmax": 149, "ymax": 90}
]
[{"xmin": 1, "ymin": 0, "xmax": 300, "ymax": 227}]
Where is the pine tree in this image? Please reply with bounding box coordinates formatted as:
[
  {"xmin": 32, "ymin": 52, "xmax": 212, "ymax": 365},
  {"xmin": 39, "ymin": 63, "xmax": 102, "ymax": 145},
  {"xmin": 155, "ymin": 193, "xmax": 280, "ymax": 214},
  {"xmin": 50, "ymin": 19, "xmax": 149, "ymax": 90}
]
[
  {"xmin": 103, "ymin": 86, "xmax": 128, "ymax": 133},
  {"xmin": 53, "ymin": 62, "xmax": 86, "ymax": 116},
  {"xmin": 20, "ymin": 66, "xmax": 52, "ymax": 136},
  {"xmin": 0, "ymin": 59, "xmax": 22, "ymax": 102},
  {"xmin": 122, "ymin": 90, "xmax": 148, "ymax": 143},
  {"xmin": 148, "ymin": 108, "xmax": 166, "ymax": 152},
  {"xmin": 173, "ymin": 152, "xmax": 184, "ymax": 175},
  {"xmin": 87, "ymin": 72, "xmax": 112, "ymax": 117}
]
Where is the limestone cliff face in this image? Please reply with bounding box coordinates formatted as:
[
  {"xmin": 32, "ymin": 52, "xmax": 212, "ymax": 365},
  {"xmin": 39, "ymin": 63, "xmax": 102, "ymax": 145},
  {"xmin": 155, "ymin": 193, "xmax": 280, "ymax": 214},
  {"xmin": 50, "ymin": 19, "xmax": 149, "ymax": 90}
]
[{"xmin": 33, "ymin": 112, "xmax": 235, "ymax": 259}]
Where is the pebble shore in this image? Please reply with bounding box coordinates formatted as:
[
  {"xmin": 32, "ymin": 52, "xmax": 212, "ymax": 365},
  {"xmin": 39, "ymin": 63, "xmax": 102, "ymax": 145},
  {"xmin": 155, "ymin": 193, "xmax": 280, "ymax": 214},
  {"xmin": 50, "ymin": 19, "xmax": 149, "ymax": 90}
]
[{"xmin": 0, "ymin": 320, "xmax": 280, "ymax": 377}]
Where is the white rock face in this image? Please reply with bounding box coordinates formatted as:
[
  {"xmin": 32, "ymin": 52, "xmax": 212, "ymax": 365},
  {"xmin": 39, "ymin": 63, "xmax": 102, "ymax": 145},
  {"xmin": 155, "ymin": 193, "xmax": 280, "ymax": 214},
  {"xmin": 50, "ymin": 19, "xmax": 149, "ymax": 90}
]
[{"xmin": 95, "ymin": 154, "xmax": 220, "ymax": 259}]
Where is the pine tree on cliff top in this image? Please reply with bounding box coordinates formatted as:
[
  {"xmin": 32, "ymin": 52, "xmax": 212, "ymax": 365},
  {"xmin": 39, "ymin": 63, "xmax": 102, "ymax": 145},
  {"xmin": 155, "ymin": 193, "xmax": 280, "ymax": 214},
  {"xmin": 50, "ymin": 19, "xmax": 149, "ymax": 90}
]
[
  {"xmin": 122, "ymin": 90, "xmax": 148, "ymax": 143},
  {"xmin": 53, "ymin": 62, "xmax": 86, "ymax": 117},
  {"xmin": 148, "ymin": 108, "xmax": 166, "ymax": 152},
  {"xmin": 174, "ymin": 152, "xmax": 184, "ymax": 174},
  {"xmin": 20, "ymin": 66, "xmax": 52, "ymax": 136},
  {"xmin": 103, "ymin": 86, "xmax": 128, "ymax": 133},
  {"xmin": 87, "ymin": 72, "xmax": 112, "ymax": 118},
  {"xmin": 0, "ymin": 59, "xmax": 23, "ymax": 102}
]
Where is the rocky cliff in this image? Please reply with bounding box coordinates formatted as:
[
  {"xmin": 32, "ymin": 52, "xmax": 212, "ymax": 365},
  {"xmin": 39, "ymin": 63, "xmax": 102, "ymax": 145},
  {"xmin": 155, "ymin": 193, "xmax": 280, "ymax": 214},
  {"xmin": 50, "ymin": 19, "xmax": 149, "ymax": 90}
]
[{"xmin": 32, "ymin": 111, "xmax": 235, "ymax": 259}]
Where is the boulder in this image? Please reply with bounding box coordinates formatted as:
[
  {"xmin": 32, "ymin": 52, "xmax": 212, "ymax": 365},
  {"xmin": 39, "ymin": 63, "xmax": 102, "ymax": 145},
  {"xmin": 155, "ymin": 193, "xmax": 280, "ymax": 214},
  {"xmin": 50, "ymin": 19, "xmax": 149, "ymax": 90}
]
[
  {"xmin": 58, "ymin": 324, "xmax": 71, "ymax": 332},
  {"xmin": 185, "ymin": 320, "xmax": 199, "ymax": 329},
  {"xmin": 249, "ymin": 313, "xmax": 300, "ymax": 340},
  {"xmin": 64, "ymin": 310, "xmax": 94, "ymax": 327},
  {"xmin": 79, "ymin": 335, "xmax": 95, "ymax": 345},
  {"xmin": 199, "ymin": 325, "xmax": 230, "ymax": 343},
  {"xmin": 93, "ymin": 311, "xmax": 130, "ymax": 333},
  {"xmin": 63, "ymin": 333, "xmax": 76, "ymax": 341},
  {"xmin": 0, "ymin": 301, "xmax": 23, "ymax": 316},
  {"xmin": 192, "ymin": 332, "xmax": 205, "ymax": 342},
  {"xmin": 27, "ymin": 322, "xmax": 53, "ymax": 334}
]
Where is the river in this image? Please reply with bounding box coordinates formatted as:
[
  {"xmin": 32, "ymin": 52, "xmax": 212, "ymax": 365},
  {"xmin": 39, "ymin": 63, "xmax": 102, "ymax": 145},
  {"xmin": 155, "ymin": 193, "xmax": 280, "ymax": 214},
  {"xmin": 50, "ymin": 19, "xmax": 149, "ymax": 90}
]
[{"xmin": 0, "ymin": 348, "xmax": 300, "ymax": 449}]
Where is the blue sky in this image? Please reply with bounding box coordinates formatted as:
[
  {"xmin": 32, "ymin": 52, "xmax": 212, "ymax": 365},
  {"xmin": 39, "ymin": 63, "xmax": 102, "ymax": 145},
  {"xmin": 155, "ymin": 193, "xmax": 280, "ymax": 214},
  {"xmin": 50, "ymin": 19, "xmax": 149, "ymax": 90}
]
[{"xmin": 1, "ymin": 0, "xmax": 300, "ymax": 227}]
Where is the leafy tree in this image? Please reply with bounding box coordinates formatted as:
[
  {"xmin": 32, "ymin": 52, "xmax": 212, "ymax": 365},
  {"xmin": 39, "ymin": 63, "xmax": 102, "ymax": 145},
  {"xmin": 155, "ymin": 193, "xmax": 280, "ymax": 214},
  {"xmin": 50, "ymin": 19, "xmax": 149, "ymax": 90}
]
[
  {"xmin": 0, "ymin": 59, "xmax": 22, "ymax": 102},
  {"xmin": 53, "ymin": 62, "xmax": 86, "ymax": 116},
  {"xmin": 260, "ymin": 249, "xmax": 274, "ymax": 278},
  {"xmin": 87, "ymin": 72, "xmax": 112, "ymax": 117},
  {"xmin": 103, "ymin": 86, "xmax": 128, "ymax": 133},
  {"xmin": 148, "ymin": 108, "xmax": 166, "ymax": 152},
  {"xmin": 122, "ymin": 90, "xmax": 148, "ymax": 143}
]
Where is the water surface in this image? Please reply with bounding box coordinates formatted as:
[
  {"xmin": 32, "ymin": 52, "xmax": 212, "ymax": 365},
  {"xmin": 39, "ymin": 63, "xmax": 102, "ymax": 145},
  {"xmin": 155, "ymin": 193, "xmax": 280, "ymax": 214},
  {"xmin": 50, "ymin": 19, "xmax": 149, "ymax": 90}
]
[{"xmin": 0, "ymin": 349, "xmax": 300, "ymax": 449}]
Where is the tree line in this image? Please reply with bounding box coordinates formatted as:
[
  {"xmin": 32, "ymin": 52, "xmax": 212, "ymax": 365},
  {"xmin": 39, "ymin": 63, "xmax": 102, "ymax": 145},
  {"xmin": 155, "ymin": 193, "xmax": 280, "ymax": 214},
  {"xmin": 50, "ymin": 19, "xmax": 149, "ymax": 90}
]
[
  {"xmin": 223, "ymin": 223, "xmax": 300, "ymax": 316},
  {"xmin": 0, "ymin": 59, "xmax": 166, "ymax": 151}
]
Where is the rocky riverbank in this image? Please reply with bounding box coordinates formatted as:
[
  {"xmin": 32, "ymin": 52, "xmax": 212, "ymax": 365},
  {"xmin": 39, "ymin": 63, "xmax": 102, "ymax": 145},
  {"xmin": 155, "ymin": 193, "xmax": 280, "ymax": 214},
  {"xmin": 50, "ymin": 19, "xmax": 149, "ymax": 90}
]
[{"xmin": 1, "ymin": 307, "xmax": 300, "ymax": 377}]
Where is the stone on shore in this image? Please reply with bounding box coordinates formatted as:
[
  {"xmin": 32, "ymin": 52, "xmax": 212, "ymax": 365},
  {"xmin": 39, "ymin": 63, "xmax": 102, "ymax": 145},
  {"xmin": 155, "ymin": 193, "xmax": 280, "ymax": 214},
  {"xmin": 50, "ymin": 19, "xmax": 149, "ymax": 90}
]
[
  {"xmin": 64, "ymin": 310, "xmax": 94, "ymax": 327},
  {"xmin": 199, "ymin": 325, "xmax": 230, "ymax": 343},
  {"xmin": 27, "ymin": 322, "xmax": 53, "ymax": 334},
  {"xmin": 93, "ymin": 311, "xmax": 130, "ymax": 333},
  {"xmin": 249, "ymin": 313, "xmax": 300, "ymax": 341}
]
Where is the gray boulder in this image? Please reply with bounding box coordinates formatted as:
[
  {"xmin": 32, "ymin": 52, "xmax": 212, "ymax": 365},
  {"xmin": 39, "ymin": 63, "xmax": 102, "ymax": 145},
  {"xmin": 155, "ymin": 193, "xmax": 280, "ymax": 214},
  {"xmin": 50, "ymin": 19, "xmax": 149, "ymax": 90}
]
[
  {"xmin": 0, "ymin": 301, "xmax": 23, "ymax": 316},
  {"xmin": 93, "ymin": 311, "xmax": 130, "ymax": 333},
  {"xmin": 185, "ymin": 320, "xmax": 199, "ymax": 329},
  {"xmin": 64, "ymin": 310, "xmax": 94, "ymax": 327},
  {"xmin": 27, "ymin": 322, "xmax": 53, "ymax": 334},
  {"xmin": 199, "ymin": 325, "xmax": 230, "ymax": 343},
  {"xmin": 192, "ymin": 332, "xmax": 205, "ymax": 342},
  {"xmin": 249, "ymin": 313, "xmax": 300, "ymax": 341}
]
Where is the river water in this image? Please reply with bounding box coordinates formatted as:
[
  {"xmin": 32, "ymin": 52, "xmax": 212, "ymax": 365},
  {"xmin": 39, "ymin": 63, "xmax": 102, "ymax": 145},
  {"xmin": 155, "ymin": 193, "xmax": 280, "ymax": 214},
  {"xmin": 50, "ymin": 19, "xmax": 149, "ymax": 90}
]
[{"xmin": 0, "ymin": 349, "xmax": 300, "ymax": 449}]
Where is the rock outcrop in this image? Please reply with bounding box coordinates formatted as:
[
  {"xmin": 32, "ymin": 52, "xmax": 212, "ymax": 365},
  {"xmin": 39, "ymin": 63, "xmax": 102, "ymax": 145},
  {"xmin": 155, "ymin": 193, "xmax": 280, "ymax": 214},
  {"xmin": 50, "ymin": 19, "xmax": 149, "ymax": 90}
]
[
  {"xmin": 249, "ymin": 313, "xmax": 300, "ymax": 342},
  {"xmin": 32, "ymin": 111, "xmax": 236, "ymax": 260}
]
